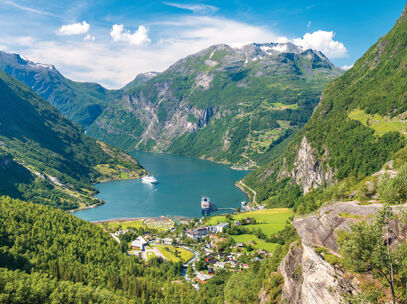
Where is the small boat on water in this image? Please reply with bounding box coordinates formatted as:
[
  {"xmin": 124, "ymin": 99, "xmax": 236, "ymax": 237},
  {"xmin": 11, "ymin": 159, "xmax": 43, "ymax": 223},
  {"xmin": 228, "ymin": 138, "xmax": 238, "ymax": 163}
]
[{"xmin": 142, "ymin": 175, "xmax": 159, "ymax": 184}]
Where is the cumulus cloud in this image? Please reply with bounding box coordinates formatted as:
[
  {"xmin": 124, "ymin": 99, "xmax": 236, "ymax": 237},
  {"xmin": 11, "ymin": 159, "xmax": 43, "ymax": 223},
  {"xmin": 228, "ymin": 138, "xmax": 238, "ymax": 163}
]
[
  {"xmin": 293, "ymin": 30, "xmax": 347, "ymax": 58},
  {"xmin": 56, "ymin": 21, "xmax": 90, "ymax": 36},
  {"xmin": 110, "ymin": 24, "xmax": 151, "ymax": 46},
  {"xmin": 84, "ymin": 34, "xmax": 95, "ymax": 41},
  {"xmin": 164, "ymin": 2, "xmax": 218, "ymax": 14},
  {"xmin": 4, "ymin": 16, "xmax": 347, "ymax": 89}
]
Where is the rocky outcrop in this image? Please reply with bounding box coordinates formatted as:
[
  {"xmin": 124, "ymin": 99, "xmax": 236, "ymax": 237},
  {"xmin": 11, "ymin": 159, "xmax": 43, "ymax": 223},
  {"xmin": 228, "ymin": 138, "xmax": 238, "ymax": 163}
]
[
  {"xmin": 291, "ymin": 136, "xmax": 334, "ymax": 193},
  {"xmin": 279, "ymin": 242, "xmax": 303, "ymax": 303},
  {"xmin": 280, "ymin": 242, "xmax": 356, "ymax": 304},
  {"xmin": 280, "ymin": 201, "xmax": 407, "ymax": 303}
]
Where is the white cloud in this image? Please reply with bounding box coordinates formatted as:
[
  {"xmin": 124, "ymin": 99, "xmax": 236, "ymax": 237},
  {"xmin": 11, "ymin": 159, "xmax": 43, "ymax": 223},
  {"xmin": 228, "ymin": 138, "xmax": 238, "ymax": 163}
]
[
  {"xmin": 3, "ymin": 16, "xmax": 347, "ymax": 89},
  {"xmin": 307, "ymin": 21, "xmax": 312, "ymax": 28},
  {"xmin": 3, "ymin": 1, "xmax": 55, "ymax": 16},
  {"xmin": 293, "ymin": 30, "xmax": 347, "ymax": 58},
  {"xmin": 56, "ymin": 21, "xmax": 90, "ymax": 36},
  {"xmin": 164, "ymin": 2, "xmax": 218, "ymax": 14},
  {"xmin": 110, "ymin": 24, "xmax": 151, "ymax": 46},
  {"xmin": 341, "ymin": 64, "xmax": 353, "ymax": 70},
  {"xmin": 13, "ymin": 36, "xmax": 35, "ymax": 47},
  {"xmin": 84, "ymin": 34, "xmax": 95, "ymax": 41}
]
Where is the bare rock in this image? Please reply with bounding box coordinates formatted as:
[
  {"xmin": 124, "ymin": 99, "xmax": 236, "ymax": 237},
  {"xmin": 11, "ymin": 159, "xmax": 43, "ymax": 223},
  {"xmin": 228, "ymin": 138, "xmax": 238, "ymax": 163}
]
[{"xmin": 291, "ymin": 136, "xmax": 334, "ymax": 194}]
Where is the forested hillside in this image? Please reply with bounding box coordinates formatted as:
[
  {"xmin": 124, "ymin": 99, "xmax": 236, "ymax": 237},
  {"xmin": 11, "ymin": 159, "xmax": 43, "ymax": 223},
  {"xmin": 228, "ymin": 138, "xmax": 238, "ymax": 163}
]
[
  {"xmin": 0, "ymin": 70, "xmax": 145, "ymax": 209},
  {"xmin": 87, "ymin": 43, "xmax": 342, "ymax": 168},
  {"xmin": 245, "ymin": 4, "xmax": 407, "ymax": 211}
]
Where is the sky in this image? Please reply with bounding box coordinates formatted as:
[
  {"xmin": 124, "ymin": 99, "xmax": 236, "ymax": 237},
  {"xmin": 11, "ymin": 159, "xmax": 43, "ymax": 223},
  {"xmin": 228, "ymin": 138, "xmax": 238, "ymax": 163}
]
[{"xmin": 0, "ymin": 0, "xmax": 405, "ymax": 89}]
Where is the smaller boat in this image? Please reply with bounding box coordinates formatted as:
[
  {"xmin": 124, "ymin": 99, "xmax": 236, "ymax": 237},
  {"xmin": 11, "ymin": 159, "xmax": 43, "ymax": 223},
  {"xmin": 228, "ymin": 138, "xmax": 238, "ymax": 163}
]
[{"xmin": 142, "ymin": 175, "xmax": 159, "ymax": 184}]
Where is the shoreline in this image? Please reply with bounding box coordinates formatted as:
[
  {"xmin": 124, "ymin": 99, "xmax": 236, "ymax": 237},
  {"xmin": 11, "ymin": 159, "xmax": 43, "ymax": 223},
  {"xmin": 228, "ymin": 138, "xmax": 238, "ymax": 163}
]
[
  {"xmin": 71, "ymin": 152, "xmax": 251, "ymax": 217},
  {"xmin": 92, "ymin": 215, "xmax": 192, "ymax": 224},
  {"xmin": 71, "ymin": 174, "xmax": 145, "ymax": 214}
]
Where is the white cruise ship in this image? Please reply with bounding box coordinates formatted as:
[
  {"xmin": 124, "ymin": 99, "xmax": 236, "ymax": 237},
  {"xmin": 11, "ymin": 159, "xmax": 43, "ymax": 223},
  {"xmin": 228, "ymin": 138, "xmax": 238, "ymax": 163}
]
[{"xmin": 142, "ymin": 175, "xmax": 159, "ymax": 184}]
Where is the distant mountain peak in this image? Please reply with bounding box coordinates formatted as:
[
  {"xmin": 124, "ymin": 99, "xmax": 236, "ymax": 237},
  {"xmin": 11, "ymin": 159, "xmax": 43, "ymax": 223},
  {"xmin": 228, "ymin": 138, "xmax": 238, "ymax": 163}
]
[{"xmin": 0, "ymin": 51, "xmax": 56, "ymax": 71}]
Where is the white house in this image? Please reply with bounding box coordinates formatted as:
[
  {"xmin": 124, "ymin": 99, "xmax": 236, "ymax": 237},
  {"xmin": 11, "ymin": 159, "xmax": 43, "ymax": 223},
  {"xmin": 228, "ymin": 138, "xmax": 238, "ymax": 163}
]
[
  {"xmin": 130, "ymin": 236, "xmax": 147, "ymax": 251},
  {"xmin": 207, "ymin": 222, "xmax": 230, "ymax": 234},
  {"xmin": 185, "ymin": 227, "xmax": 209, "ymax": 241}
]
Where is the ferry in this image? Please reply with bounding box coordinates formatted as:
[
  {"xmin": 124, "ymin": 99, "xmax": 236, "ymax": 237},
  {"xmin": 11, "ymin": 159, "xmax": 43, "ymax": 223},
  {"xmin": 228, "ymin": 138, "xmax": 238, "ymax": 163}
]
[{"xmin": 142, "ymin": 175, "xmax": 159, "ymax": 184}]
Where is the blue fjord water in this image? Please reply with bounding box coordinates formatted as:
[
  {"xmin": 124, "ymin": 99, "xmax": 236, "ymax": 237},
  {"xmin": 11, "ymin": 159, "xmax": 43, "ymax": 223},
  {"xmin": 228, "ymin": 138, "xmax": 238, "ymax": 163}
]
[{"xmin": 74, "ymin": 152, "xmax": 249, "ymax": 221}]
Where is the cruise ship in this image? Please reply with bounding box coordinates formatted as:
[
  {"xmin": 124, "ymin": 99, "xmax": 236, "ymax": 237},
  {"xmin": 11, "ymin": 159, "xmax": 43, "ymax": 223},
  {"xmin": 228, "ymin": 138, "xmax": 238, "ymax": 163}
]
[
  {"xmin": 201, "ymin": 196, "xmax": 217, "ymax": 215},
  {"xmin": 142, "ymin": 175, "xmax": 159, "ymax": 184}
]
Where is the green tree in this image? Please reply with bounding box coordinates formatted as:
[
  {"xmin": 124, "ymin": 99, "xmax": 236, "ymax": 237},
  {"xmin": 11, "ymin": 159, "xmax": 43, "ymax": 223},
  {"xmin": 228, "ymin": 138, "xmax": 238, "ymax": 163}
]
[{"xmin": 338, "ymin": 205, "xmax": 397, "ymax": 304}]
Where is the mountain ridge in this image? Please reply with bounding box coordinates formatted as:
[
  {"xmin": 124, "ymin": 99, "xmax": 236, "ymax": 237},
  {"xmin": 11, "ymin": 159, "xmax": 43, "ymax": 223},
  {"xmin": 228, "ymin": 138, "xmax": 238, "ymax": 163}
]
[{"xmin": 87, "ymin": 41, "xmax": 342, "ymax": 168}]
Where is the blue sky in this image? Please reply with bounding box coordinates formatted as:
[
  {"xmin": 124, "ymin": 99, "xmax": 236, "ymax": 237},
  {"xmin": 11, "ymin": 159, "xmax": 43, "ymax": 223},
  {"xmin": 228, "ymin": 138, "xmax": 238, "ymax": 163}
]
[{"xmin": 0, "ymin": 0, "xmax": 404, "ymax": 88}]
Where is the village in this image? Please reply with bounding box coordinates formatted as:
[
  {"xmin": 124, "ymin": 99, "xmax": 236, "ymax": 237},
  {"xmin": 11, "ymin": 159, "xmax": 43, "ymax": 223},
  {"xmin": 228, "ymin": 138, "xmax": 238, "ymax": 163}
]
[{"xmin": 100, "ymin": 208, "xmax": 293, "ymax": 285}]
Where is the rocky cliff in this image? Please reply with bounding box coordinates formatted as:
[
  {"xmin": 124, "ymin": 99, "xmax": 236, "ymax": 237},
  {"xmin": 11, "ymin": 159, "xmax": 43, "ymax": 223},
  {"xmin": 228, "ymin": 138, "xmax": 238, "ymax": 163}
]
[
  {"xmin": 279, "ymin": 201, "xmax": 407, "ymax": 304},
  {"xmin": 290, "ymin": 136, "xmax": 334, "ymax": 193}
]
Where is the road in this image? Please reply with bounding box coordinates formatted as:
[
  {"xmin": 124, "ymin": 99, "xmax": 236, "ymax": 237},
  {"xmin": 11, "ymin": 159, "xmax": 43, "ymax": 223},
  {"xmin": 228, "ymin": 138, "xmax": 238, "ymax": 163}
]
[
  {"xmin": 238, "ymin": 181, "xmax": 257, "ymax": 205},
  {"xmin": 180, "ymin": 246, "xmax": 200, "ymax": 290}
]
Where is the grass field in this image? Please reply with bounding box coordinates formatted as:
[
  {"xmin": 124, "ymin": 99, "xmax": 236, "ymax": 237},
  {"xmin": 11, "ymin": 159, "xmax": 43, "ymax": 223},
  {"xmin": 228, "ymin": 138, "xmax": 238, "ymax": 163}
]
[
  {"xmin": 156, "ymin": 245, "xmax": 194, "ymax": 263},
  {"xmin": 349, "ymin": 109, "xmax": 407, "ymax": 137},
  {"xmin": 206, "ymin": 208, "xmax": 293, "ymax": 236},
  {"xmin": 231, "ymin": 234, "xmax": 278, "ymax": 252},
  {"xmin": 206, "ymin": 209, "xmax": 293, "ymax": 253},
  {"xmin": 105, "ymin": 220, "xmax": 146, "ymax": 230},
  {"xmin": 102, "ymin": 218, "xmax": 174, "ymax": 231}
]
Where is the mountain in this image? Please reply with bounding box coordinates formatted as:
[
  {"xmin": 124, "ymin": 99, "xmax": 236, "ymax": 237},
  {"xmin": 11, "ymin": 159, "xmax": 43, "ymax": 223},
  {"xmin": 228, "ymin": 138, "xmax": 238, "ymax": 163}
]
[
  {"xmin": 0, "ymin": 70, "xmax": 145, "ymax": 210},
  {"xmin": 86, "ymin": 42, "xmax": 342, "ymax": 168},
  {"xmin": 245, "ymin": 4, "xmax": 407, "ymax": 210},
  {"xmin": 0, "ymin": 51, "xmax": 121, "ymax": 128},
  {"xmin": 122, "ymin": 71, "xmax": 160, "ymax": 91}
]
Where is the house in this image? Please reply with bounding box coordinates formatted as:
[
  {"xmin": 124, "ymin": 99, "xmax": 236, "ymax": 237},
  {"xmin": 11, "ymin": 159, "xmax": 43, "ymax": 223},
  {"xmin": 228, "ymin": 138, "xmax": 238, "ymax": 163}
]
[
  {"xmin": 196, "ymin": 273, "xmax": 212, "ymax": 284},
  {"xmin": 236, "ymin": 242, "xmax": 245, "ymax": 248},
  {"xmin": 206, "ymin": 257, "xmax": 219, "ymax": 265},
  {"xmin": 130, "ymin": 236, "xmax": 148, "ymax": 251},
  {"xmin": 207, "ymin": 222, "xmax": 230, "ymax": 234},
  {"xmin": 208, "ymin": 268, "xmax": 215, "ymax": 275},
  {"xmin": 245, "ymin": 217, "xmax": 252, "ymax": 224},
  {"xmin": 234, "ymin": 220, "xmax": 241, "ymax": 226},
  {"xmin": 163, "ymin": 238, "xmax": 173, "ymax": 245},
  {"xmin": 185, "ymin": 227, "xmax": 209, "ymax": 240},
  {"xmin": 214, "ymin": 261, "xmax": 225, "ymax": 268}
]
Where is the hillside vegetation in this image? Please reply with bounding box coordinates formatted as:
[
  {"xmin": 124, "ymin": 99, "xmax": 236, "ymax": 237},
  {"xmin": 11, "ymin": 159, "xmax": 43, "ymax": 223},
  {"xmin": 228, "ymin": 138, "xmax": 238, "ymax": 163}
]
[
  {"xmin": 0, "ymin": 70, "xmax": 145, "ymax": 209},
  {"xmin": 87, "ymin": 43, "xmax": 342, "ymax": 168},
  {"xmin": 245, "ymin": 4, "xmax": 407, "ymax": 211}
]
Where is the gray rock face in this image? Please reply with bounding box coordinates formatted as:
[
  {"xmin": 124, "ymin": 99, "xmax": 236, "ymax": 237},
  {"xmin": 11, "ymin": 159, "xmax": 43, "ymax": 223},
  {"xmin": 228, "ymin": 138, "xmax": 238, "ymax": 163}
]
[
  {"xmin": 291, "ymin": 136, "xmax": 334, "ymax": 193},
  {"xmin": 280, "ymin": 201, "xmax": 407, "ymax": 303},
  {"xmin": 280, "ymin": 242, "xmax": 357, "ymax": 304}
]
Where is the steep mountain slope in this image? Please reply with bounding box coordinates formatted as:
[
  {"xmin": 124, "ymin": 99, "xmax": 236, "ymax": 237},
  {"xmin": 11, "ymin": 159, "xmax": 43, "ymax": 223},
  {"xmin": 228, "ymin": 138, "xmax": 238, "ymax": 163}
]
[
  {"xmin": 0, "ymin": 51, "xmax": 121, "ymax": 127},
  {"xmin": 0, "ymin": 70, "xmax": 145, "ymax": 209},
  {"xmin": 87, "ymin": 43, "xmax": 342, "ymax": 168},
  {"xmin": 245, "ymin": 4, "xmax": 407, "ymax": 208}
]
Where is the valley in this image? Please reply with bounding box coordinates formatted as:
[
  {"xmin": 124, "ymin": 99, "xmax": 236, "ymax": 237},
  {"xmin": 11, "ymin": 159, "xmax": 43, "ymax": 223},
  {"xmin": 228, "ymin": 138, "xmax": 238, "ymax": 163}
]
[{"xmin": 2, "ymin": 1, "xmax": 407, "ymax": 304}]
